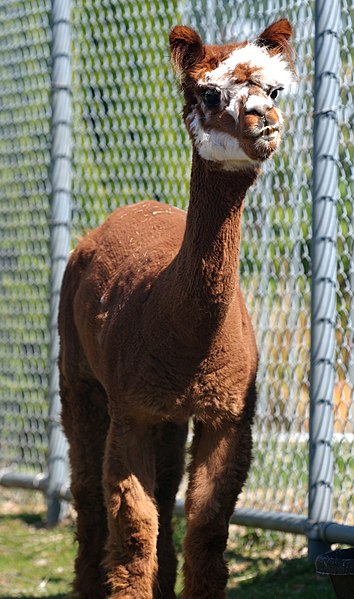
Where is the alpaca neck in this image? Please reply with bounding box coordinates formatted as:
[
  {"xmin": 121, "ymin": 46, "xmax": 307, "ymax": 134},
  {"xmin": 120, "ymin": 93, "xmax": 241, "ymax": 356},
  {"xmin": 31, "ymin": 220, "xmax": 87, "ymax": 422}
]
[{"xmin": 171, "ymin": 151, "xmax": 259, "ymax": 344}]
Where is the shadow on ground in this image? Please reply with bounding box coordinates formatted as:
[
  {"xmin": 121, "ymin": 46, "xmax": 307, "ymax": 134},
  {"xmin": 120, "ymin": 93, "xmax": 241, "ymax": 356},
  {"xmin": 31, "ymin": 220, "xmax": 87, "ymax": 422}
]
[
  {"xmin": 226, "ymin": 555, "xmax": 335, "ymax": 599},
  {"xmin": 0, "ymin": 596, "xmax": 65, "ymax": 599},
  {"xmin": 0, "ymin": 511, "xmax": 73, "ymax": 531},
  {"xmin": 0, "ymin": 512, "xmax": 46, "ymax": 527}
]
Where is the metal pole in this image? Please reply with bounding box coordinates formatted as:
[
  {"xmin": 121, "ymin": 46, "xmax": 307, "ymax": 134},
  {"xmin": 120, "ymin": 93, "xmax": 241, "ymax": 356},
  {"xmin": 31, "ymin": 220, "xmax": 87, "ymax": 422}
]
[
  {"xmin": 46, "ymin": 0, "xmax": 72, "ymax": 525},
  {"xmin": 205, "ymin": 0, "xmax": 216, "ymax": 43},
  {"xmin": 309, "ymin": 0, "xmax": 340, "ymax": 561}
]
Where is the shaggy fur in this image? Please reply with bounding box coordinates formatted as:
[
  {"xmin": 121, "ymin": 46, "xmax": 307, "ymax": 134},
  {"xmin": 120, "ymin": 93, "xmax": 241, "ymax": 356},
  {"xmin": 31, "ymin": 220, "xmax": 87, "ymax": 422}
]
[{"xmin": 59, "ymin": 19, "xmax": 294, "ymax": 599}]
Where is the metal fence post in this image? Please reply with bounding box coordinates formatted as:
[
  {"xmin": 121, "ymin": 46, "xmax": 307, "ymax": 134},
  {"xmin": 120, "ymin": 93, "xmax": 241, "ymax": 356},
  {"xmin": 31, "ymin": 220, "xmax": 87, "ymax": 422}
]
[
  {"xmin": 46, "ymin": 0, "xmax": 72, "ymax": 525},
  {"xmin": 309, "ymin": 0, "xmax": 340, "ymax": 561}
]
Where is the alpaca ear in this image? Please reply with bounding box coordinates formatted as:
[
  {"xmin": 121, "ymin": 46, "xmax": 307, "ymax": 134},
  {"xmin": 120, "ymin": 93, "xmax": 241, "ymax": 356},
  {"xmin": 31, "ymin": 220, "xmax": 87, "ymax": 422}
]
[
  {"xmin": 257, "ymin": 19, "xmax": 294, "ymax": 68},
  {"xmin": 169, "ymin": 26, "xmax": 205, "ymax": 73}
]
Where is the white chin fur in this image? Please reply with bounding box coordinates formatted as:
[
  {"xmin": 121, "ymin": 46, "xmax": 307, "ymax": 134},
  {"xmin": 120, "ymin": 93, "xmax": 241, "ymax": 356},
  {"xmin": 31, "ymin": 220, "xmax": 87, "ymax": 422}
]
[{"xmin": 187, "ymin": 110, "xmax": 255, "ymax": 170}]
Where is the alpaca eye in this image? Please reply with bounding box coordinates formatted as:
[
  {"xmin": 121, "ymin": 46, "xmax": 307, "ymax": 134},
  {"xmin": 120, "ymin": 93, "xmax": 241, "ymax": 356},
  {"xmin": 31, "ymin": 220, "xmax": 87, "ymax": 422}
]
[
  {"xmin": 269, "ymin": 87, "xmax": 283, "ymax": 101},
  {"xmin": 201, "ymin": 88, "xmax": 221, "ymax": 108}
]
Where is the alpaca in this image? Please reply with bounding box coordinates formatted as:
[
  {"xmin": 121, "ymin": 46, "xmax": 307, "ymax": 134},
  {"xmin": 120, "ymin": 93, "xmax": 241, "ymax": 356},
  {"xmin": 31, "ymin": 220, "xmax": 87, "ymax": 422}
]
[{"xmin": 59, "ymin": 19, "xmax": 294, "ymax": 599}]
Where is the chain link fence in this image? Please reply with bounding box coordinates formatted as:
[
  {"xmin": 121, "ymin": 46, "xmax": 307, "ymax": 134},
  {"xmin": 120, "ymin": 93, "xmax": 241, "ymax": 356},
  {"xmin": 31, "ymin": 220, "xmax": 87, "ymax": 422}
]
[
  {"xmin": 0, "ymin": 0, "xmax": 353, "ymax": 552},
  {"xmin": 0, "ymin": 0, "xmax": 51, "ymax": 476}
]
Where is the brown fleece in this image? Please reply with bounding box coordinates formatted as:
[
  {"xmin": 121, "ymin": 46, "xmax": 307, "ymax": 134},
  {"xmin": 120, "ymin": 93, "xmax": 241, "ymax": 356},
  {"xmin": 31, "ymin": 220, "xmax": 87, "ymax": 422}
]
[{"xmin": 59, "ymin": 19, "xmax": 293, "ymax": 599}]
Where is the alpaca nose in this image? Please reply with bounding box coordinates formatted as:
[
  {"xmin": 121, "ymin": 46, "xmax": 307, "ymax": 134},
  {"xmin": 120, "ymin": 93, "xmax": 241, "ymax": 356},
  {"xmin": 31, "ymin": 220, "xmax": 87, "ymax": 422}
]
[{"xmin": 244, "ymin": 95, "xmax": 273, "ymax": 117}]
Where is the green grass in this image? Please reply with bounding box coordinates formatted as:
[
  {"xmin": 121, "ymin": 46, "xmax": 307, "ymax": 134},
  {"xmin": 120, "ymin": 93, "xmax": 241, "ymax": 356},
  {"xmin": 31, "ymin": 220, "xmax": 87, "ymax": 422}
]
[
  {"xmin": 0, "ymin": 490, "xmax": 335, "ymax": 599},
  {"xmin": 0, "ymin": 492, "xmax": 74, "ymax": 597}
]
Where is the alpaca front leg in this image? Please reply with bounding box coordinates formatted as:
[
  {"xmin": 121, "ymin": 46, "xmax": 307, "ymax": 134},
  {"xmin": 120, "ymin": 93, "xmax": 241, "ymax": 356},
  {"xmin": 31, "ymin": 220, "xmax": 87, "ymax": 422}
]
[
  {"xmin": 153, "ymin": 422, "xmax": 188, "ymax": 599},
  {"xmin": 183, "ymin": 419, "xmax": 253, "ymax": 599},
  {"xmin": 103, "ymin": 419, "xmax": 158, "ymax": 599}
]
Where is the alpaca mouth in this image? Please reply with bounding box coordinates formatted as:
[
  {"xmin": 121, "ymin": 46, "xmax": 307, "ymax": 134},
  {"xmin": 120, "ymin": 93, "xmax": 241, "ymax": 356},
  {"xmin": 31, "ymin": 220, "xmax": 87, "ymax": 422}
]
[{"xmin": 258, "ymin": 124, "xmax": 280, "ymax": 140}]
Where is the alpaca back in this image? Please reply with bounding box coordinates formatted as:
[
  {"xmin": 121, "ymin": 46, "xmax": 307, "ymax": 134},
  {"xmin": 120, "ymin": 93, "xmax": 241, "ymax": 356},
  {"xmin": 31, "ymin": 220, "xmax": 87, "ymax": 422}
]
[{"xmin": 59, "ymin": 200, "xmax": 186, "ymax": 385}]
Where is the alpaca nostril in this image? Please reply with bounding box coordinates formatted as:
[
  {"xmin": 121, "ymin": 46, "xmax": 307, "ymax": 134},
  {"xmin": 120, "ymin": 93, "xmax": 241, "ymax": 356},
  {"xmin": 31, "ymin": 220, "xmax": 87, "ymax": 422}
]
[{"xmin": 264, "ymin": 108, "xmax": 279, "ymax": 127}]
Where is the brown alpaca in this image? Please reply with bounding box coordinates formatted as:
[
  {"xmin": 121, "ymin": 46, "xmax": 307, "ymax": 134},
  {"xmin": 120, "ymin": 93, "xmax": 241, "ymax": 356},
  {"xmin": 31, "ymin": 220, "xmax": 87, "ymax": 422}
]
[{"xmin": 59, "ymin": 19, "xmax": 294, "ymax": 599}]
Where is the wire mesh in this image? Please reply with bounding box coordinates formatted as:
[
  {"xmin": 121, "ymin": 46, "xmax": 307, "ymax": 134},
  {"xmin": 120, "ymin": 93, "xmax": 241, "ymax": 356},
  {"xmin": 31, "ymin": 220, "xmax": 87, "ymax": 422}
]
[
  {"xmin": 0, "ymin": 0, "xmax": 51, "ymax": 474},
  {"xmin": 0, "ymin": 0, "xmax": 353, "ymax": 536}
]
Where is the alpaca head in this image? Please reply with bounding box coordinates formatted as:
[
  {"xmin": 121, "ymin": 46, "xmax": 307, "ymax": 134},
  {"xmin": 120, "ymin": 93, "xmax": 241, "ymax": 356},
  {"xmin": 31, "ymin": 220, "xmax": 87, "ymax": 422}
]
[{"xmin": 170, "ymin": 19, "xmax": 294, "ymax": 170}]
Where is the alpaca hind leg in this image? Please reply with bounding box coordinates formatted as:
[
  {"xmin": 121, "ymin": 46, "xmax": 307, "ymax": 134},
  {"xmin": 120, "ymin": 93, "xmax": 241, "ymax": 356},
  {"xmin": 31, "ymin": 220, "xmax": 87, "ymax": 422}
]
[
  {"xmin": 153, "ymin": 422, "xmax": 188, "ymax": 599},
  {"xmin": 61, "ymin": 376, "xmax": 109, "ymax": 599},
  {"xmin": 183, "ymin": 418, "xmax": 253, "ymax": 599},
  {"xmin": 103, "ymin": 418, "xmax": 158, "ymax": 599}
]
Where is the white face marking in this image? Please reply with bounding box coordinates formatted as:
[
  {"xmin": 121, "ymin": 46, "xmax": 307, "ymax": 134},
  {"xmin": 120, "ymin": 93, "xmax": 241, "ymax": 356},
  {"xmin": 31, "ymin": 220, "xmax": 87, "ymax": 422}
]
[
  {"xmin": 187, "ymin": 109, "xmax": 255, "ymax": 169},
  {"xmin": 188, "ymin": 44, "xmax": 293, "ymax": 169},
  {"xmin": 200, "ymin": 43, "xmax": 293, "ymax": 91},
  {"xmin": 224, "ymin": 87, "xmax": 247, "ymax": 123},
  {"xmin": 244, "ymin": 94, "xmax": 273, "ymax": 115}
]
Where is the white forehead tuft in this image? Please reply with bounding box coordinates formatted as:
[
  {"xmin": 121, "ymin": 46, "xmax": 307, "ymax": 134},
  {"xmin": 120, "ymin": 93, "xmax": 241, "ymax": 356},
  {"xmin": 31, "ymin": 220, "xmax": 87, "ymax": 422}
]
[{"xmin": 200, "ymin": 43, "xmax": 293, "ymax": 90}]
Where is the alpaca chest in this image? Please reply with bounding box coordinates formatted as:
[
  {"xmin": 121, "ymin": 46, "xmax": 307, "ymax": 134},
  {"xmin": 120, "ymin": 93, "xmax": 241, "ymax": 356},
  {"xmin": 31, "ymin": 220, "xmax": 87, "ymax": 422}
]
[
  {"xmin": 113, "ymin": 338, "xmax": 258, "ymax": 426},
  {"xmin": 112, "ymin": 295, "xmax": 257, "ymax": 422},
  {"xmin": 185, "ymin": 350, "xmax": 258, "ymax": 423}
]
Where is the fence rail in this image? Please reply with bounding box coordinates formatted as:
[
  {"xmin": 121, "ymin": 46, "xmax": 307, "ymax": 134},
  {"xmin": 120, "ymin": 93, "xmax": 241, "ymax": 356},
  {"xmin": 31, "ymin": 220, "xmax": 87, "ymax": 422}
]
[{"xmin": 0, "ymin": 0, "xmax": 353, "ymax": 559}]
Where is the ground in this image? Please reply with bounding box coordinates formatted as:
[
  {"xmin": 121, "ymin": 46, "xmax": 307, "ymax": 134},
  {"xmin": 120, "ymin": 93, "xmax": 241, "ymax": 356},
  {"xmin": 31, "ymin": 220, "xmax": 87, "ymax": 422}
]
[{"xmin": 0, "ymin": 489, "xmax": 335, "ymax": 598}]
